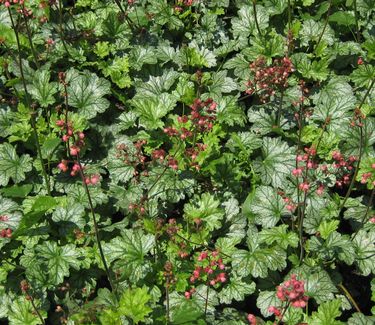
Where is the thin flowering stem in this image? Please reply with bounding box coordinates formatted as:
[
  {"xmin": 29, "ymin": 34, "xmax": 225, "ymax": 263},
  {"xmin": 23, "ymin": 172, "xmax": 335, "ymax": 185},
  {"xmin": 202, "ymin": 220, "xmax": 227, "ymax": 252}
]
[
  {"xmin": 338, "ymin": 283, "xmax": 361, "ymax": 313},
  {"xmin": 315, "ymin": 0, "xmax": 333, "ymax": 52},
  {"xmin": 76, "ymin": 153, "xmax": 118, "ymax": 299},
  {"xmin": 276, "ymin": 302, "xmax": 290, "ymax": 325},
  {"xmin": 21, "ymin": 10, "xmax": 40, "ymax": 68},
  {"xmin": 338, "ymin": 78, "xmax": 374, "ymax": 214},
  {"xmin": 353, "ymin": 188, "xmax": 374, "ymax": 239},
  {"xmin": 204, "ymin": 285, "xmax": 209, "ymax": 317},
  {"xmin": 252, "ymin": 0, "xmax": 262, "ymax": 37},
  {"xmin": 353, "ymin": 0, "xmax": 360, "ymax": 42},
  {"xmin": 58, "ymin": 0, "xmax": 71, "ymax": 58},
  {"xmin": 20, "ymin": 281, "xmax": 45, "ymax": 325},
  {"xmin": 7, "ymin": 7, "xmax": 51, "ymax": 196}
]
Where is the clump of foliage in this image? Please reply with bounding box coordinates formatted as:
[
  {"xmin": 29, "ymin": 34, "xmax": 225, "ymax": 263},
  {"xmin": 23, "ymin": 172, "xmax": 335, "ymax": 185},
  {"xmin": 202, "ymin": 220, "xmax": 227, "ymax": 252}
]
[{"xmin": 0, "ymin": 0, "xmax": 374, "ymax": 324}]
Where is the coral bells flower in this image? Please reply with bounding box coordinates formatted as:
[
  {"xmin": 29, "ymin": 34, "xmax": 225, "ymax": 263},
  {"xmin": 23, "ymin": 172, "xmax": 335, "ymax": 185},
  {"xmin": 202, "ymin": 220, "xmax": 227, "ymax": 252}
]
[
  {"xmin": 276, "ymin": 274, "xmax": 308, "ymax": 308},
  {"xmin": 298, "ymin": 182, "xmax": 310, "ymax": 192},
  {"xmin": 268, "ymin": 306, "xmax": 281, "ymax": 317},
  {"xmin": 168, "ymin": 157, "xmax": 178, "ymax": 170},
  {"xmin": 0, "ymin": 228, "xmax": 12, "ymax": 238},
  {"xmin": 70, "ymin": 145, "xmax": 80, "ymax": 156},
  {"xmin": 57, "ymin": 160, "xmax": 68, "ymax": 172},
  {"xmin": 247, "ymin": 314, "xmax": 257, "ymax": 325}
]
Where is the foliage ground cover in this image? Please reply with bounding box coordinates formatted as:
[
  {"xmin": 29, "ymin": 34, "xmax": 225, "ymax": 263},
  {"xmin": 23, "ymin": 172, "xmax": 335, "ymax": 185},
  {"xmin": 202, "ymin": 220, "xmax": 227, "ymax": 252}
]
[{"xmin": 0, "ymin": 0, "xmax": 375, "ymax": 324}]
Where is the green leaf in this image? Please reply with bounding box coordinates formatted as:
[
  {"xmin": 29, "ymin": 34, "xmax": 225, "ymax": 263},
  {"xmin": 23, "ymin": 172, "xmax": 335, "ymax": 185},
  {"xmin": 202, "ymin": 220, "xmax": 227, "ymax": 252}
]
[
  {"xmin": 256, "ymin": 290, "xmax": 280, "ymax": 317},
  {"xmin": 318, "ymin": 220, "xmax": 340, "ymax": 239},
  {"xmin": 299, "ymin": 19, "xmax": 335, "ymax": 46},
  {"xmin": 66, "ymin": 69, "xmax": 111, "ymax": 119},
  {"xmin": 259, "ymin": 225, "xmax": 299, "ymax": 249},
  {"xmin": 118, "ymin": 287, "xmax": 152, "ymax": 324},
  {"xmin": 0, "ymin": 196, "xmax": 21, "ymax": 230},
  {"xmin": 36, "ymin": 241, "xmax": 81, "ymax": 286},
  {"xmin": 0, "ymin": 143, "xmax": 32, "ymax": 186},
  {"xmin": 329, "ymin": 11, "xmax": 356, "ymax": 26},
  {"xmin": 350, "ymin": 64, "xmax": 375, "ymax": 87},
  {"xmin": 231, "ymin": 5, "xmax": 269, "ymax": 39},
  {"xmin": 353, "ymin": 229, "xmax": 375, "ymax": 276},
  {"xmin": 51, "ymin": 201, "xmax": 85, "ymax": 229},
  {"xmin": 184, "ymin": 193, "xmax": 224, "ymax": 231},
  {"xmin": 131, "ymin": 93, "xmax": 177, "ymax": 130},
  {"xmin": 8, "ymin": 297, "xmax": 46, "ymax": 325},
  {"xmin": 0, "ymin": 184, "xmax": 32, "ymax": 198},
  {"xmin": 244, "ymin": 186, "xmax": 289, "ymax": 228},
  {"xmin": 28, "ymin": 68, "xmax": 58, "ymax": 108},
  {"xmin": 348, "ymin": 313, "xmax": 375, "ymax": 325},
  {"xmin": 218, "ymin": 276, "xmax": 256, "ymax": 304},
  {"xmin": 311, "ymin": 94, "xmax": 355, "ymax": 134},
  {"xmin": 103, "ymin": 229, "xmax": 155, "ymax": 282},
  {"xmin": 130, "ymin": 46, "xmax": 158, "ymax": 71},
  {"xmin": 309, "ymin": 299, "xmax": 343, "ymax": 325},
  {"xmin": 253, "ymin": 137, "xmax": 295, "ymax": 188},
  {"xmin": 232, "ymin": 233, "xmax": 287, "ymax": 278},
  {"xmin": 101, "ymin": 56, "xmax": 131, "ymax": 89}
]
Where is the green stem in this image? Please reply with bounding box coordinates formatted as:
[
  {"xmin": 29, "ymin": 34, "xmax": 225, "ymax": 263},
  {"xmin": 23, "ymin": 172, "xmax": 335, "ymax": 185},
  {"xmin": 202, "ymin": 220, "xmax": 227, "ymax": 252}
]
[
  {"xmin": 252, "ymin": 0, "xmax": 262, "ymax": 37},
  {"xmin": 353, "ymin": 0, "xmax": 360, "ymax": 42},
  {"xmin": 21, "ymin": 11, "xmax": 40, "ymax": 68},
  {"xmin": 338, "ymin": 283, "xmax": 361, "ymax": 313},
  {"xmin": 315, "ymin": 0, "xmax": 332, "ymax": 52},
  {"xmin": 338, "ymin": 78, "xmax": 375, "ymax": 213},
  {"xmin": 76, "ymin": 154, "xmax": 118, "ymax": 300},
  {"xmin": 58, "ymin": 0, "xmax": 71, "ymax": 58},
  {"xmin": 204, "ymin": 285, "xmax": 209, "ymax": 317},
  {"xmin": 8, "ymin": 7, "xmax": 51, "ymax": 196},
  {"xmin": 353, "ymin": 189, "xmax": 374, "ymax": 239}
]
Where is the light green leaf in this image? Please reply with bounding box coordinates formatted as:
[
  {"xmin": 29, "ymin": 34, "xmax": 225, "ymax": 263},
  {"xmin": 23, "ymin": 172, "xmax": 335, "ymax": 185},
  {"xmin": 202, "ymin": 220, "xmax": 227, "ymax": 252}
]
[
  {"xmin": 259, "ymin": 225, "xmax": 299, "ymax": 249},
  {"xmin": 35, "ymin": 242, "xmax": 81, "ymax": 287},
  {"xmin": 131, "ymin": 93, "xmax": 177, "ymax": 130},
  {"xmin": 232, "ymin": 233, "xmax": 287, "ymax": 278},
  {"xmin": 28, "ymin": 69, "xmax": 58, "ymax": 107},
  {"xmin": 8, "ymin": 297, "xmax": 46, "ymax": 325},
  {"xmin": 309, "ymin": 299, "xmax": 343, "ymax": 325},
  {"xmin": 218, "ymin": 276, "xmax": 256, "ymax": 304},
  {"xmin": 66, "ymin": 69, "xmax": 111, "ymax": 119},
  {"xmin": 118, "ymin": 287, "xmax": 152, "ymax": 324},
  {"xmin": 184, "ymin": 193, "xmax": 224, "ymax": 231},
  {"xmin": 348, "ymin": 313, "xmax": 375, "ymax": 325},
  {"xmin": 244, "ymin": 186, "xmax": 289, "ymax": 228},
  {"xmin": 231, "ymin": 5, "xmax": 269, "ymax": 39},
  {"xmin": 353, "ymin": 229, "xmax": 375, "ymax": 275},
  {"xmin": 103, "ymin": 229, "xmax": 155, "ymax": 282},
  {"xmin": 253, "ymin": 137, "xmax": 295, "ymax": 188},
  {"xmin": 0, "ymin": 143, "xmax": 32, "ymax": 186}
]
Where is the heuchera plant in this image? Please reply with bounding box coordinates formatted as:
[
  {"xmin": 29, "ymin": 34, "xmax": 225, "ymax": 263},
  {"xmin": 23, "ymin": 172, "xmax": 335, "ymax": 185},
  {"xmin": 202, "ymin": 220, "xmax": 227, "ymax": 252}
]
[{"xmin": 0, "ymin": 0, "xmax": 374, "ymax": 324}]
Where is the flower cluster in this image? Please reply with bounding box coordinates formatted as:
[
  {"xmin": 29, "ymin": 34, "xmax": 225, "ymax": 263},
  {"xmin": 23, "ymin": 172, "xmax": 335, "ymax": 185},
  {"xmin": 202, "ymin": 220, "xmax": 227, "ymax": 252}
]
[
  {"xmin": 269, "ymin": 275, "xmax": 308, "ymax": 321},
  {"xmin": 156, "ymin": 98, "xmax": 216, "ymax": 171},
  {"xmin": 350, "ymin": 107, "xmax": 366, "ymax": 128},
  {"xmin": 116, "ymin": 140, "xmax": 147, "ymax": 174},
  {"xmin": 246, "ymin": 56, "xmax": 294, "ymax": 103},
  {"xmin": 0, "ymin": 215, "xmax": 12, "ymax": 238},
  {"xmin": 56, "ymin": 119, "xmax": 85, "ymax": 156},
  {"xmin": 292, "ymin": 147, "xmax": 318, "ymax": 193},
  {"xmin": 185, "ymin": 250, "xmax": 227, "ymax": 299},
  {"xmin": 174, "ymin": 0, "xmax": 194, "ymax": 12},
  {"xmin": 329, "ymin": 151, "xmax": 357, "ymax": 188}
]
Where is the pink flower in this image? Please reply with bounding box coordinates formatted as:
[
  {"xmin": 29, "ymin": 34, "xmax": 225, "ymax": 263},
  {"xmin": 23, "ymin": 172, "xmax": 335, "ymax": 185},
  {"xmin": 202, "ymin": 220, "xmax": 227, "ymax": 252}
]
[
  {"xmin": 57, "ymin": 160, "xmax": 68, "ymax": 172},
  {"xmin": 299, "ymin": 182, "xmax": 310, "ymax": 192},
  {"xmin": 90, "ymin": 174, "xmax": 100, "ymax": 185},
  {"xmin": 247, "ymin": 314, "xmax": 257, "ymax": 325},
  {"xmin": 70, "ymin": 146, "xmax": 80, "ymax": 156},
  {"xmin": 292, "ymin": 168, "xmax": 303, "ymax": 177},
  {"xmin": 184, "ymin": 291, "xmax": 191, "ymax": 299}
]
